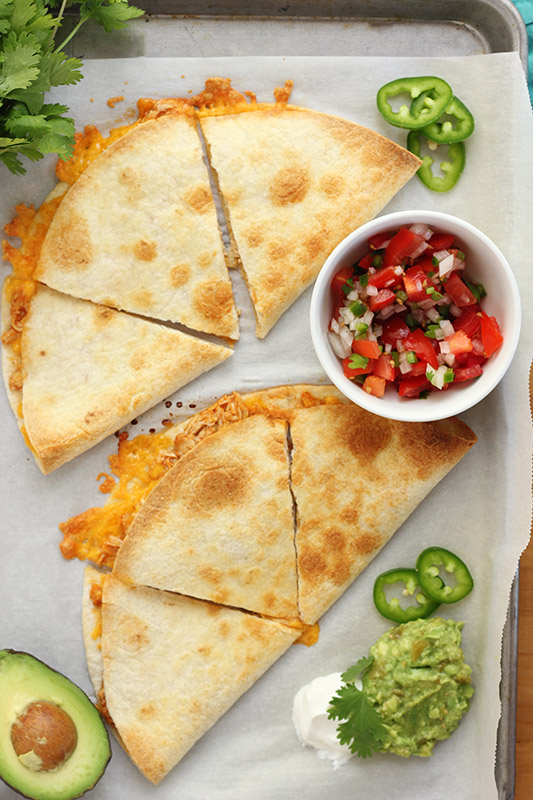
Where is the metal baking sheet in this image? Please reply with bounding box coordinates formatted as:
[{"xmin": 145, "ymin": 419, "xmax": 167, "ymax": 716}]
[{"xmin": 37, "ymin": 3, "xmax": 530, "ymax": 799}]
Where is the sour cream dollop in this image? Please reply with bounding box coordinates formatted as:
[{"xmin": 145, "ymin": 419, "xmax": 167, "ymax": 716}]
[{"xmin": 292, "ymin": 672, "xmax": 359, "ymax": 768}]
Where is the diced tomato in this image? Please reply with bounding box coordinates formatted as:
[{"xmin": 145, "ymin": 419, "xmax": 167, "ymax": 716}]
[
  {"xmin": 417, "ymin": 254, "xmax": 436, "ymax": 274},
  {"xmin": 403, "ymin": 265, "xmax": 429, "ymax": 302},
  {"xmin": 454, "ymin": 364, "xmax": 484, "ymax": 383},
  {"xmin": 352, "ymin": 339, "xmax": 381, "ymax": 359},
  {"xmin": 446, "ymin": 329, "xmax": 473, "ymax": 355},
  {"xmin": 362, "ymin": 375, "xmax": 386, "ymax": 397},
  {"xmin": 383, "ymin": 227, "xmax": 425, "ymax": 267},
  {"xmin": 342, "ymin": 357, "xmax": 371, "ymax": 380},
  {"xmin": 368, "ymin": 231, "xmax": 394, "ymax": 250},
  {"xmin": 381, "ymin": 316, "xmax": 411, "ymax": 348},
  {"xmin": 368, "ymin": 289, "xmax": 396, "ymax": 312},
  {"xmin": 331, "ymin": 266, "xmax": 354, "ymax": 297},
  {"xmin": 453, "ymin": 307, "xmax": 481, "ymax": 338},
  {"xmin": 428, "ymin": 231, "xmax": 455, "ymax": 251},
  {"xmin": 398, "ymin": 374, "xmax": 431, "ymax": 398},
  {"xmin": 407, "ymin": 360, "xmax": 429, "ymax": 377},
  {"xmin": 371, "ymin": 353, "xmax": 397, "ymax": 381},
  {"xmin": 368, "ymin": 265, "xmax": 402, "ymax": 290},
  {"xmin": 480, "ymin": 311, "xmax": 503, "ymax": 356},
  {"xmin": 444, "ymin": 272, "xmax": 477, "ymax": 307},
  {"xmin": 358, "ymin": 252, "xmax": 373, "ymax": 269},
  {"xmin": 403, "ymin": 328, "xmax": 439, "ymax": 369}
]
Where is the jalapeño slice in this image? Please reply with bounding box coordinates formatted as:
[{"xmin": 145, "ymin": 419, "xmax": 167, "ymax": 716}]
[
  {"xmin": 416, "ymin": 547, "xmax": 474, "ymax": 604},
  {"xmin": 376, "ymin": 76, "xmax": 453, "ymax": 130},
  {"xmin": 407, "ymin": 130, "xmax": 466, "ymax": 192},
  {"xmin": 373, "ymin": 568, "xmax": 440, "ymax": 623},
  {"xmin": 421, "ymin": 95, "xmax": 475, "ymax": 143}
]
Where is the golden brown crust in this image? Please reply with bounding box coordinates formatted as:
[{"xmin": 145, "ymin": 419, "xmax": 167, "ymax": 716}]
[
  {"xmin": 100, "ymin": 575, "xmax": 298, "ymax": 784},
  {"xmin": 35, "ymin": 114, "xmax": 238, "ymax": 339},
  {"xmin": 200, "ymin": 106, "xmax": 421, "ymax": 337},
  {"xmin": 289, "ymin": 404, "xmax": 477, "ymax": 623},
  {"xmin": 20, "ymin": 284, "xmax": 232, "ymax": 473},
  {"xmin": 113, "ymin": 414, "xmax": 299, "ymax": 618}
]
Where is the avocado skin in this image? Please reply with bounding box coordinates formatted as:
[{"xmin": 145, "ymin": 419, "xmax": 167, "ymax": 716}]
[{"xmin": 0, "ymin": 650, "xmax": 111, "ymax": 800}]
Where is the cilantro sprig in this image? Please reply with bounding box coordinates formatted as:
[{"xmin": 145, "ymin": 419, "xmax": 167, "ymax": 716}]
[
  {"xmin": 0, "ymin": 0, "xmax": 144, "ymax": 175},
  {"xmin": 327, "ymin": 655, "xmax": 387, "ymax": 759}
]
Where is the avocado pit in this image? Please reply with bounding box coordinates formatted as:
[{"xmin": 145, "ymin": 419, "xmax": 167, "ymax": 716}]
[{"xmin": 11, "ymin": 701, "xmax": 78, "ymax": 772}]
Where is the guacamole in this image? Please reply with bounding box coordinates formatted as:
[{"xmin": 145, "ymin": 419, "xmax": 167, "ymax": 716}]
[{"xmin": 363, "ymin": 617, "xmax": 474, "ymax": 757}]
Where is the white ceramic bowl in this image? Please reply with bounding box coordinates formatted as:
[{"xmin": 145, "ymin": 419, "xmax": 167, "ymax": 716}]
[{"xmin": 310, "ymin": 210, "xmax": 521, "ymax": 422}]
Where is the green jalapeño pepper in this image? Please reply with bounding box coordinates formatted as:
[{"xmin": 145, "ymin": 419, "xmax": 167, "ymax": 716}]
[
  {"xmin": 416, "ymin": 547, "xmax": 474, "ymax": 604},
  {"xmin": 373, "ymin": 568, "xmax": 440, "ymax": 623},
  {"xmin": 407, "ymin": 129, "xmax": 466, "ymax": 192},
  {"xmin": 421, "ymin": 95, "xmax": 475, "ymax": 143},
  {"xmin": 376, "ymin": 76, "xmax": 453, "ymax": 130}
]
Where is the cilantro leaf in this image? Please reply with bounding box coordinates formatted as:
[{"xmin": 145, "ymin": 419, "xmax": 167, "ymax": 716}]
[
  {"xmin": 341, "ymin": 655, "xmax": 374, "ymax": 683},
  {"xmin": 0, "ymin": 0, "xmax": 144, "ymax": 174},
  {"xmin": 0, "ymin": 31, "xmax": 41, "ymax": 94},
  {"xmin": 328, "ymin": 682, "xmax": 387, "ymax": 759},
  {"xmin": 81, "ymin": 0, "xmax": 144, "ymax": 32}
]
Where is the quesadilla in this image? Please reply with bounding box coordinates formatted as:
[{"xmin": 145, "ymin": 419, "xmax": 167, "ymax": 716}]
[
  {"xmin": 83, "ymin": 570, "xmax": 299, "ymax": 785},
  {"xmin": 199, "ymin": 99, "xmax": 421, "ymax": 337},
  {"xmin": 289, "ymin": 403, "xmax": 478, "ymax": 623},
  {"xmin": 7, "ymin": 283, "xmax": 231, "ymax": 473},
  {"xmin": 105, "ymin": 386, "xmax": 474, "ymax": 624},
  {"xmin": 34, "ymin": 112, "xmax": 239, "ymax": 340},
  {"xmin": 113, "ymin": 414, "xmax": 299, "ymax": 619}
]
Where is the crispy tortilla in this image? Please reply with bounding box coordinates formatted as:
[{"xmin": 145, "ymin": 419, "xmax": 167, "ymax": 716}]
[
  {"xmin": 34, "ymin": 113, "xmax": 239, "ymax": 339},
  {"xmin": 19, "ymin": 284, "xmax": 232, "ymax": 473},
  {"xmin": 200, "ymin": 106, "xmax": 421, "ymax": 337},
  {"xmin": 290, "ymin": 403, "xmax": 478, "ymax": 623},
  {"xmin": 99, "ymin": 574, "xmax": 299, "ymax": 784},
  {"xmin": 113, "ymin": 414, "xmax": 299, "ymax": 619}
]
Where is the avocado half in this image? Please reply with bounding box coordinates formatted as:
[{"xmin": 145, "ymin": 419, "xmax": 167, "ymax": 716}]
[{"xmin": 0, "ymin": 650, "xmax": 111, "ymax": 800}]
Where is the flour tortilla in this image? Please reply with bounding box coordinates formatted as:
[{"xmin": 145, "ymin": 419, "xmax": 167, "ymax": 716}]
[
  {"xmin": 35, "ymin": 113, "xmax": 238, "ymax": 339},
  {"xmin": 289, "ymin": 403, "xmax": 478, "ymax": 623},
  {"xmin": 113, "ymin": 414, "xmax": 299, "ymax": 619},
  {"xmin": 200, "ymin": 107, "xmax": 421, "ymax": 337},
  {"xmin": 20, "ymin": 284, "xmax": 232, "ymax": 473},
  {"xmin": 99, "ymin": 574, "xmax": 299, "ymax": 784}
]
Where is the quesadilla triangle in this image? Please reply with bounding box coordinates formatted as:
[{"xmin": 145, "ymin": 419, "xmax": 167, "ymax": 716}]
[
  {"xmin": 289, "ymin": 403, "xmax": 477, "ymax": 624},
  {"xmin": 199, "ymin": 93, "xmax": 421, "ymax": 337},
  {"xmin": 113, "ymin": 413, "xmax": 299, "ymax": 619},
  {"xmin": 14, "ymin": 283, "xmax": 232, "ymax": 474},
  {"xmin": 34, "ymin": 112, "xmax": 239, "ymax": 340},
  {"xmin": 97, "ymin": 574, "xmax": 299, "ymax": 784}
]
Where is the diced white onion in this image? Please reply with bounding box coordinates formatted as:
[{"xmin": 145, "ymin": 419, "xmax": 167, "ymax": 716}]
[
  {"xmin": 449, "ymin": 304, "xmax": 462, "ymax": 317},
  {"xmin": 347, "ymin": 289, "xmax": 359, "ymax": 301},
  {"xmin": 339, "ymin": 306, "xmax": 355, "ymax": 325},
  {"xmin": 439, "ymin": 341, "xmax": 451, "ymax": 354},
  {"xmin": 330, "ymin": 317, "xmax": 340, "ymax": 334},
  {"xmin": 409, "ymin": 223, "xmax": 434, "ymax": 240},
  {"xmin": 427, "ymin": 307, "xmax": 441, "ymax": 323},
  {"xmin": 440, "ymin": 319, "xmax": 455, "ymax": 337},
  {"xmin": 409, "ymin": 241, "xmax": 429, "ymax": 260},
  {"xmin": 384, "ymin": 342, "xmax": 392, "ymax": 353},
  {"xmin": 328, "ymin": 330, "xmax": 350, "ymax": 359},
  {"xmin": 433, "ymin": 249, "xmax": 450, "ymax": 263},
  {"xmin": 418, "ymin": 298, "xmax": 437, "ymax": 310},
  {"xmin": 426, "ymin": 363, "xmax": 448, "ymax": 389},
  {"xmin": 444, "ymin": 353, "xmax": 456, "ymax": 366},
  {"xmin": 393, "ymin": 265, "xmax": 404, "ymax": 276},
  {"xmin": 362, "ymin": 310, "xmax": 375, "ymax": 325},
  {"xmin": 473, "ymin": 338, "xmax": 485, "ymax": 355},
  {"xmin": 438, "ymin": 254, "xmax": 455, "ymax": 278},
  {"xmin": 453, "ymin": 257, "xmax": 465, "ymax": 271},
  {"xmin": 373, "ymin": 323, "xmax": 383, "ymax": 337},
  {"xmin": 339, "ymin": 325, "xmax": 354, "ymax": 349},
  {"xmin": 366, "ymin": 284, "xmax": 378, "ymax": 297},
  {"xmin": 377, "ymin": 305, "xmax": 397, "ymax": 320}
]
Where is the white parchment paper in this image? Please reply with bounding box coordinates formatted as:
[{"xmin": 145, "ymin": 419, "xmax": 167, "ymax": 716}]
[{"xmin": 0, "ymin": 53, "xmax": 532, "ymax": 800}]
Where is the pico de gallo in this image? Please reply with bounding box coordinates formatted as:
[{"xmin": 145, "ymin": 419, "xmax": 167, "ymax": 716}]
[{"xmin": 328, "ymin": 224, "xmax": 503, "ymax": 399}]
